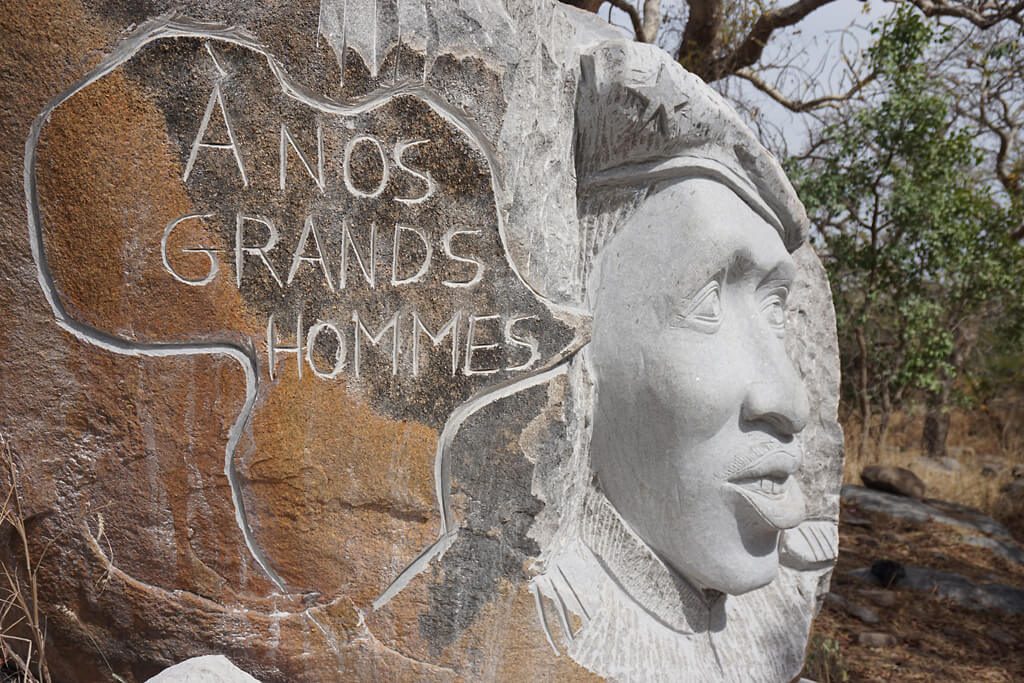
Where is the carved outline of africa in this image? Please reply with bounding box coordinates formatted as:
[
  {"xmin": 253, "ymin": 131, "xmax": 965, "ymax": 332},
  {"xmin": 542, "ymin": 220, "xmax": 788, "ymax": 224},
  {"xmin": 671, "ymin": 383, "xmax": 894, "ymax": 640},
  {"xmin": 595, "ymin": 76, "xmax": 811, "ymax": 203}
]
[{"xmin": 25, "ymin": 14, "xmax": 588, "ymax": 605}]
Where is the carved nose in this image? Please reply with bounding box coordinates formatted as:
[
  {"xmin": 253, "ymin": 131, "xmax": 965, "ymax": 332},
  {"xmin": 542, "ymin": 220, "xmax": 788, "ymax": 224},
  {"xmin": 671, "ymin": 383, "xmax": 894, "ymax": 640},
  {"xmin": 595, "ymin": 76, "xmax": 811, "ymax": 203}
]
[{"xmin": 741, "ymin": 359, "xmax": 810, "ymax": 437}]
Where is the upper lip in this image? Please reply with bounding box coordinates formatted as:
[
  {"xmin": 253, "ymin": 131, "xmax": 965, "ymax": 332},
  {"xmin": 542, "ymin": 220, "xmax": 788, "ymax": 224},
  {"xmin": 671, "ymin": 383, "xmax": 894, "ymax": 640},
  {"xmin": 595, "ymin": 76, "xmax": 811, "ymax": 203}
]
[
  {"xmin": 725, "ymin": 443, "xmax": 801, "ymax": 484},
  {"xmin": 724, "ymin": 441, "xmax": 807, "ymax": 530}
]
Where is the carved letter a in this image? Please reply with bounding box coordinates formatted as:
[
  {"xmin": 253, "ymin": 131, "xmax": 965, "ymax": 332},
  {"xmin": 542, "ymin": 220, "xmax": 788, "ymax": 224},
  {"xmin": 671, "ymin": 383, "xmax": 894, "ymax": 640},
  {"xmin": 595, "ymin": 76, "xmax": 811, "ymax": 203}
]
[{"xmin": 183, "ymin": 82, "xmax": 248, "ymax": 186}]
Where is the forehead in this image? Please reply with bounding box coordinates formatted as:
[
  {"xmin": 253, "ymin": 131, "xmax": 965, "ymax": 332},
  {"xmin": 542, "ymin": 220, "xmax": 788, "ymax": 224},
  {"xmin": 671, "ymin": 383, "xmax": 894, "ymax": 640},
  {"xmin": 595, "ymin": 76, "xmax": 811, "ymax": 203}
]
[{"xmin": 618, "ymin": 178, "xmax": 794, "ymax": 283}]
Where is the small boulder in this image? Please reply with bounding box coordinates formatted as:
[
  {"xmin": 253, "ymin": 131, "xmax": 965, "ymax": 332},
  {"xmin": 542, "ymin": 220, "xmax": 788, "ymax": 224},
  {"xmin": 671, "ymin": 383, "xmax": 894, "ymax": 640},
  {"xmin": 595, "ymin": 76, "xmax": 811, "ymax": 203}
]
[
  {"xmin": 859, "ymin": 589, "xmax": 898, "ymax": 608},
  {"xmin": 857, "ymin": 632, "xmax": 897, "ymax": 648},
  {"xmin": 861, "ymin": 465, "xmax": 925, "ymax": 499},
  {"xmin": 146, "ymin": 656, "xmax": 260, "ymax": 683},
  {"xmin": 870, "ymin": 559, "xmax": 906, "ymax": 588},
  {"xmin": 825, "ymin": 592, "xmax": 880, "ymax": 624},
  {"xmin": 1001, "ymin": 479, "xmax": 1024, "ymax": 498}
]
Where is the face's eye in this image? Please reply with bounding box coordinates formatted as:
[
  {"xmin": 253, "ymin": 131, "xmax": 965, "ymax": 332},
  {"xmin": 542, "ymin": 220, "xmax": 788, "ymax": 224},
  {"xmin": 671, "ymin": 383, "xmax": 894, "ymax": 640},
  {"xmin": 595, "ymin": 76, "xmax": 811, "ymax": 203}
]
[
  {"xmin": 673, "ymin": 280, "xmax": 722, "ymax": 333},
  {"xmin": 760, "ymin": 289, "xmax": 788, "ymax": 336}
]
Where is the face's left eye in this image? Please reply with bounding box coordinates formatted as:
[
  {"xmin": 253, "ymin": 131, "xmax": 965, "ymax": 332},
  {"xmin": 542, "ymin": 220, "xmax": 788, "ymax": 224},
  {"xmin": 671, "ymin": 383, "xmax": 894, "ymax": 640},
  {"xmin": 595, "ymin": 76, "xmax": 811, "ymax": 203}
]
[
  {"xmin": 760, "ymin": 289, "xmax": 788, "ymax": 336},
  {"xmin": 672, "ymin": 279, "xmax": 723, "ymax": 334}
]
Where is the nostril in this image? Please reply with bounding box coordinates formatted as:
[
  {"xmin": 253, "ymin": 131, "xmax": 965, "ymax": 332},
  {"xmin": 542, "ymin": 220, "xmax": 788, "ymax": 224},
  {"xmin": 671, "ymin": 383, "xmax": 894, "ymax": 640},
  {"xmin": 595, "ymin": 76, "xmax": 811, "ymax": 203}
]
[
  {"xmin": 741, "ymin": 380, "xmax": 807, "ymax": 435},
  {"xmin": 757, "ymin": 412, "xmax": 798, "ymax": 441}
]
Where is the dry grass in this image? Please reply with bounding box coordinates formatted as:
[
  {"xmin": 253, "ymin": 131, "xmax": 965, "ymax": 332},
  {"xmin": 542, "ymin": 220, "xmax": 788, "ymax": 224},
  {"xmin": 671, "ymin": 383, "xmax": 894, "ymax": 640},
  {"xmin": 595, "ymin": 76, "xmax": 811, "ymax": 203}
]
[{"xmin": 0, "ymin": 435, "xmax": 51, "ymax": 683}]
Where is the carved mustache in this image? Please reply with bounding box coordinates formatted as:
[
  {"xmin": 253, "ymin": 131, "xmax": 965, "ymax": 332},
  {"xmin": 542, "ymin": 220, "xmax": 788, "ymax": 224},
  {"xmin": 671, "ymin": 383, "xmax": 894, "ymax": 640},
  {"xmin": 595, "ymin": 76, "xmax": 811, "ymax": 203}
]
[{"xmin": 719, "ymin": 439, "xmax": 802, "ymax": 483}]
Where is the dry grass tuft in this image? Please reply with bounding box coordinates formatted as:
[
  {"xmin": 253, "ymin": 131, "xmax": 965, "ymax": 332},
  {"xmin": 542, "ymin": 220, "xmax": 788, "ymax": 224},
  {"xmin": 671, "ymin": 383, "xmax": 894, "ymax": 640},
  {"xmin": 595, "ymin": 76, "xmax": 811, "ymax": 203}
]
[{"xmin": 0, "ymin": 435, "xmax": 51, "ymax": 683}]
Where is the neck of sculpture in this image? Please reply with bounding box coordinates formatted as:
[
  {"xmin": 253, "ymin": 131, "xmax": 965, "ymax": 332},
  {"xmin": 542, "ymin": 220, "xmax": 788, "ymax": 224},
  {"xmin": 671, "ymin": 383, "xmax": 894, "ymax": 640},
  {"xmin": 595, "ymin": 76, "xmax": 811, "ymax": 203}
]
[{"xmin": 577, "ymin": 488, "xmax": 727, "ymax": 634}]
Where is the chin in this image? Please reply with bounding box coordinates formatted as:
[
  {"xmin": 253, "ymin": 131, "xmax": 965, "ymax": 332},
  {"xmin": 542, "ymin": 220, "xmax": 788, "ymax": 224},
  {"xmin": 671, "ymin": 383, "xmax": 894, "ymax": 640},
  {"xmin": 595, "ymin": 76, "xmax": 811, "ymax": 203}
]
[
  {"xmin": 713, "ymin": 555, "xmax": 780, "ymax": 595},
  {"xmin": 670, "ymin": 550, "xmax": 780, "ymax": 596}
]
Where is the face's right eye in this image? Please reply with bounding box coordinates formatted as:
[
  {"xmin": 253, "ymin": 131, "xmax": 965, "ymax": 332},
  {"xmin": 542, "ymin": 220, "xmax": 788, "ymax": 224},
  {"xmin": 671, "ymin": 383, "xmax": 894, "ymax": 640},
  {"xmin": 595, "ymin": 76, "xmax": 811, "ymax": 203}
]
[{"xmin": 672, "ymin": 280, "xmax": 722, "ymax": 334}]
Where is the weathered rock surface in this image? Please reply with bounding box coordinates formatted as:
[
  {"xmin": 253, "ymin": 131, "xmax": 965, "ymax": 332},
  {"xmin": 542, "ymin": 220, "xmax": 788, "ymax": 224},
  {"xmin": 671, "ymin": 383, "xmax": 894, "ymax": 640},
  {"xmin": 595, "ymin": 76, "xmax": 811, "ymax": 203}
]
[
  {"xmin": 842, "ymin": 485, "xmax": 1024, "ymax": 565},
  {"xmin": 1, "ymin": 1, "xmax": 843, "ymax": 681},
  {"xmin": 816, "ymin": 488, "xmax": 1024, "ymax": 680},
  {"xmin": 860, "ymin": 465, "xmax": 926, "ymax": 499},
  {"xmin": 851, "ymin": 565, "xmax": 1024, "ymax": 615},
  {"xmin": 147, "ymin": 656, "xmax": 260, "ymax": 683},
  {"xmin": 824, "ymin": 593, "xmax": 879, "ymax": 625}
]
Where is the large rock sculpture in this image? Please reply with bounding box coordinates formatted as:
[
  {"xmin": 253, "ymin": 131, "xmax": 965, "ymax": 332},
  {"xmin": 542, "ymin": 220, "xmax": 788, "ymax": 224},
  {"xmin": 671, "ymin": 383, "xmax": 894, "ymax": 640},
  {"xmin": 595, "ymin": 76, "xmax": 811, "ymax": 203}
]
[{"xmin": 3, "ymin": 1, "xmax": 842, "ymax": 681}]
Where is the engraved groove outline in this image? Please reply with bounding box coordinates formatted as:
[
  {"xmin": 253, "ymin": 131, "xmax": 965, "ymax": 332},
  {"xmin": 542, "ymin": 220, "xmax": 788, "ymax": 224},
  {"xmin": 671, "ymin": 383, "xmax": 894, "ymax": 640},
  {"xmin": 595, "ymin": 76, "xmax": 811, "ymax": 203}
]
[
  {"xmin": 373, "ymin": 357, "xmax": 583, "ymax": 609},
  {"xmin": 25, "ymin": 13, "xmax": 590, "ymax": 599}
]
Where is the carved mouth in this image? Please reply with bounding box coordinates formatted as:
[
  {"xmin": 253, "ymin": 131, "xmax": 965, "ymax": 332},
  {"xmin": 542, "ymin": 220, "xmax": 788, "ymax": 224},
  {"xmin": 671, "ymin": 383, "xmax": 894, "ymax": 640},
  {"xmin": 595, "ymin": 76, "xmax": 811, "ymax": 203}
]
[{"xmin": 726, "ymin": 448, "xmax": 806, "ymax": 530}]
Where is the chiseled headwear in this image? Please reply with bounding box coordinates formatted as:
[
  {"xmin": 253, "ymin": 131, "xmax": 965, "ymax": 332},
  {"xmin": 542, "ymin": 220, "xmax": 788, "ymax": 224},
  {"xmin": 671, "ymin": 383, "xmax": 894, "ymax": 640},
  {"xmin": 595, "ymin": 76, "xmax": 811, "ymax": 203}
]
[{"xmin": 574, "ymin": 41, "xmax": 809, "ymax": 266}]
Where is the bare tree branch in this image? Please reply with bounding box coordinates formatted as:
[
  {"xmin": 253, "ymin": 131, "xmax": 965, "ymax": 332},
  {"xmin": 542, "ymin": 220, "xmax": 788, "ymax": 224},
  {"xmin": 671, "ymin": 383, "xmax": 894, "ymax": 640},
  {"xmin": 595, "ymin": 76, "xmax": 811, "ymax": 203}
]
[
  {"xmin": 896, "ymin": 0, "xmax": 1024, "ymax": 28},
  {"xmin": 734, "ymin": 66, "xmax": 878, "ymax": 112},
  {"xmin": 606, "ymin": 0, "xmax": 649, "ymax": 41},
  {"xmin": 711, "ymin": 0, "xmax": 840, "ymax": 80}
]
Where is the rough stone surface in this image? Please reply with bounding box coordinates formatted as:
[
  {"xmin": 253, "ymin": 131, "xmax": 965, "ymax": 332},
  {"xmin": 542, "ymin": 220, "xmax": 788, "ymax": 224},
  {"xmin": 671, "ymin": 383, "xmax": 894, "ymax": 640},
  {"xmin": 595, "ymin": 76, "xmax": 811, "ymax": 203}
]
[
  {"xmin": 842, "ymin": 485, "xmax": 1024, "ymax": 565},
  {"xmin": 147, "ymin": 656, "xmax": 260, "ymax": 683},
  {"xmin": 825, "ymin": 593, "xmax": 880, "ymax": 625},
  {"xmin": 860, "ymin": 465, "xmax": 926, "ymax": 499},
  {"xmin": 1, "ymin": 2, "xmax": 843, "ymax": 681},
  {"xmin": 851, "ymin": 566, "xmax": 1024, "ymax": 615}
]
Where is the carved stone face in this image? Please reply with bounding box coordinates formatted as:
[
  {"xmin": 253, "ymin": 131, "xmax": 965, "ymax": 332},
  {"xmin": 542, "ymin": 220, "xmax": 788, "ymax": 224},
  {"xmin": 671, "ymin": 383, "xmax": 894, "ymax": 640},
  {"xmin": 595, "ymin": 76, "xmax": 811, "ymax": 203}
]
[{"xmin": 588, "ymin": 177, "xmax": 810, "ymax": 596}]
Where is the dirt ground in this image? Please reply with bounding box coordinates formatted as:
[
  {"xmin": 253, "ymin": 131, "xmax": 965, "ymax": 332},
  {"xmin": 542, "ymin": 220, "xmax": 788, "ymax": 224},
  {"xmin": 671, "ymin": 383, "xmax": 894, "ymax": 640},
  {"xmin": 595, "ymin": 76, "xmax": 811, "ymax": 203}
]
[{"xmin": 802, "ymin": 497, "xmax": 1024, "ymax": 682}]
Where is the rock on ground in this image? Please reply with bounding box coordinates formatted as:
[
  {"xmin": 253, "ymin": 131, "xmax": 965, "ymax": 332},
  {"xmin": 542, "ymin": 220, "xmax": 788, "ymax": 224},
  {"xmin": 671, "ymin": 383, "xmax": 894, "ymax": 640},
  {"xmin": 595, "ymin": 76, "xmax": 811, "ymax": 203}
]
[
  {"xmin": 146, "ymin": 656, "xmax": 260, "ymax": 683},
  {"xmin": 860, "ymin": 465, "xmax": 926, "ymax": 499}
]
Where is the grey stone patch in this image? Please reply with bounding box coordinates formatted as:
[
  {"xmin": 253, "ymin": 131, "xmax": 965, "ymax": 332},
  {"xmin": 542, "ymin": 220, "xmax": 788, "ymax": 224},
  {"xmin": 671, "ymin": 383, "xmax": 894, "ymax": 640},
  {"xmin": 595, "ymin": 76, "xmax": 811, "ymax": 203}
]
[
  {"xmin": 824, "ymin": 592, "xmax": 879, "ymax": 625},
  {"xmin": 963, "ymin": 535, "xmax": 1024, "ymax": 565},
  {"xmin": 420, "ymin": 383, "xmax": 548, "ymax": 652},
  {"xmin": 842, "ymin": 484, "xmax": 1023, "ymax": 564},
  {"xmin": 859, "ymin": 589, "xmax": 897, "ymax": 608},
  {"xmin": 146, "ymin": 655, "xmax": 260, "ymax": 683},
  {"xmin": 850, "ymin": 565, "xmax": 1024, "ymax": 615}
]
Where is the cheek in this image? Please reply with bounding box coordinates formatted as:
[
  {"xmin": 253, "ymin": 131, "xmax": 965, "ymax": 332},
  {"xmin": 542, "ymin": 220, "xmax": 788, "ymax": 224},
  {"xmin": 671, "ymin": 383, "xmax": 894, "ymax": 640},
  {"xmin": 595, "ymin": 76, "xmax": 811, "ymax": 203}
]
[{"xmin": 642, "ymin": 331, "xmax": 744, "ymax": 439}]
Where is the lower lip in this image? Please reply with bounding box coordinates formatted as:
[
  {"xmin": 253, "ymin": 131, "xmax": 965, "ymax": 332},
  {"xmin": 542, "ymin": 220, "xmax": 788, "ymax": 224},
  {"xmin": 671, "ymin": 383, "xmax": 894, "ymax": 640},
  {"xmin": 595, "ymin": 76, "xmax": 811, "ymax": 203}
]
[{"xmin": 727, "ymin": 478, "xmax": 806, "ymax": 530}]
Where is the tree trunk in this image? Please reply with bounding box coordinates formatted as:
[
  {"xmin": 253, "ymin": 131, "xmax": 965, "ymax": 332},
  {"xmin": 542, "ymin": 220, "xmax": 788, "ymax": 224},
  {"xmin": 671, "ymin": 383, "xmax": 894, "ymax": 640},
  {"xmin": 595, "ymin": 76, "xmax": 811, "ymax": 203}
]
[
  {"xmin": 878, "ymin": 382, "xmax": 892, "ymax": 457},
  {"xmin": 856, "ymin": 326, "xmax": 871, "ymax": 458},
  {"xmin": 922, "ymin": 387, "xmax": 951, "ymax": 459}
]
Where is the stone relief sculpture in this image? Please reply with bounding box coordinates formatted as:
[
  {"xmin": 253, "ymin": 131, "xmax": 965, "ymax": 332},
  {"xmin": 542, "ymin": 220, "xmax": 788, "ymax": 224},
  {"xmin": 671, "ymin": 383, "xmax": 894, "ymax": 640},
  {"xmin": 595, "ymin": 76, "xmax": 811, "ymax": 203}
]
[
  {"xmin": 378, "ymin": 14, "xmax": 842, "ymax": 683},
  {"xmin": 522, "ymin": 38, "xmax": 841, "ymax": 681},
  {"xmin": 17, "ymin": 1, "xmax": 841, "ymax": 680}
]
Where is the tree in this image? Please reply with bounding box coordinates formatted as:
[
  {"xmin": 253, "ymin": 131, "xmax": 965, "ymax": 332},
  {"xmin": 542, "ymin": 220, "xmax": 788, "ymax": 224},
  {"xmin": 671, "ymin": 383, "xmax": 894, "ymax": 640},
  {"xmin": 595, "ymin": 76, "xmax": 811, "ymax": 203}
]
[
  {"xmin": 787, "ymin": 7, "xmax": 1024, "ymax": 458},
  {"xmin": 563, "ymin": 1, "xmax": 1024, "ymax": 238},
  {"xmin": 562, "ymin": 1, "xmax": 1022, "ymax": 88}
]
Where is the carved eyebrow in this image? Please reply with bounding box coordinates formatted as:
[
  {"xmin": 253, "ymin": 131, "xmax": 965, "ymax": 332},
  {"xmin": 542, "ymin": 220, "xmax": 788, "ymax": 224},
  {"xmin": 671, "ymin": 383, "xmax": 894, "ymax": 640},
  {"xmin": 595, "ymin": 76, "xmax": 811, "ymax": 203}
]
[
  {"xmin": 725, "ymin": 249, "xmax": 757, "ymax": 282},
  {"xmin": 758, "ymin": 261, "xmax": 796, "ymax": 288},
  {"xmin": 725, "ymin": 248, "xmax": 795, "ymax": 285}
]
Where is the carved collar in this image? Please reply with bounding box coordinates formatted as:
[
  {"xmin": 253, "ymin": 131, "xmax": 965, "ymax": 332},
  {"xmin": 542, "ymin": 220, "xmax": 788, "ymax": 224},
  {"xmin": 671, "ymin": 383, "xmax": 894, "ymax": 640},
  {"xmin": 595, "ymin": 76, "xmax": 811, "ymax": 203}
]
[{"xmin": 570, "ymin": 488, "xmax": 727, "ymax": 634}]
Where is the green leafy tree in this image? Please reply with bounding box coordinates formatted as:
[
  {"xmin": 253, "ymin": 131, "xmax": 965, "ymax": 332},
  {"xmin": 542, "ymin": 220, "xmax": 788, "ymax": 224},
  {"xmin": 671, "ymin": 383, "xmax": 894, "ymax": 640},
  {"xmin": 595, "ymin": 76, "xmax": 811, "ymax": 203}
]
[{"xmin": 790, "ymin": 7, "xmax": 1024, "ymax": 457}]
